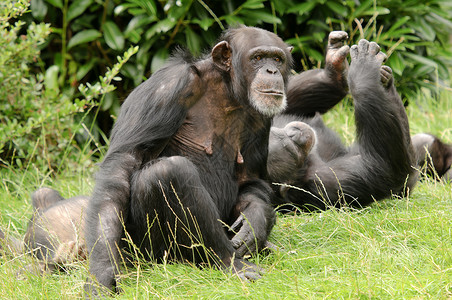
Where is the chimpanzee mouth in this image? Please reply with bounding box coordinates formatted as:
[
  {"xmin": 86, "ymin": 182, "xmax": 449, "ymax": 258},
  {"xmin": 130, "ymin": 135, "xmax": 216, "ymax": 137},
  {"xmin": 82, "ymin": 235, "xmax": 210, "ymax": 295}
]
[{"xmin": 255, "ymin": 89, "xmax": 284, "ymax": 96}]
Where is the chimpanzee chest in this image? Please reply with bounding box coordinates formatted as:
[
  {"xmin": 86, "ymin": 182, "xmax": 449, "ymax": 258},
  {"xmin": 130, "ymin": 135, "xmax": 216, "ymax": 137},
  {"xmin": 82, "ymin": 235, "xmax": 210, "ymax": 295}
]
[{"xmin": 162, "ymin": 112, "xmax": 247, "ymax": 218}]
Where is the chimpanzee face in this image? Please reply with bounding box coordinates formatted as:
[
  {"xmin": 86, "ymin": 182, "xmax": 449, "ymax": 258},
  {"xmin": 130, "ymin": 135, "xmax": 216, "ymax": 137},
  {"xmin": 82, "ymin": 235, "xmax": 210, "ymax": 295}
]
[
  {"xmin": 246, "ymin": 45, "xmax": 289, "ymax": 116},
  {"xmin": 211, "ymin": 27, "xmax": 292, "ymax": 117}
]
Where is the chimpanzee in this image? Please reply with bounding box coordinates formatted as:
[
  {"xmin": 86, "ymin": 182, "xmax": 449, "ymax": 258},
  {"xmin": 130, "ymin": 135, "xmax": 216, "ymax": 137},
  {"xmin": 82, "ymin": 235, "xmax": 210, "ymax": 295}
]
[
  {"xmin": 0, "ymin": 188, "xmax": 88, "ymax": 273},
  {"xmin": 80, "ymin": 26, "xmax": 298, "ymax": 295},
  {"xmin": 411, "ymin": 133, "xmax": 452, "ymax": 181},
  {"xmin": 0, "ymin": 29, "xmax": 370, "ymax": 295},
  {"xmin": 268, "ymin": 39, "xmax": 418, "ymax": 211}
]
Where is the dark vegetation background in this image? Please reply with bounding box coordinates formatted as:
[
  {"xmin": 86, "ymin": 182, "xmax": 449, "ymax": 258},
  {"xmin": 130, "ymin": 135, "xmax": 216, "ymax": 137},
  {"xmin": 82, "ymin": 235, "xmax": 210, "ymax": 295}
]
[{"xmin": 1, "ymin": 0, "xmax": 452, "ymax": 172}]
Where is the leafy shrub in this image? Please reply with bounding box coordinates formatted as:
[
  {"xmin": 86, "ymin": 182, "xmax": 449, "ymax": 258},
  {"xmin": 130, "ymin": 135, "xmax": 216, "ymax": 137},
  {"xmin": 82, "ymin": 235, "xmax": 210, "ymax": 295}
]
[
  {"xmin": 0, "ymin": 0, "xmax": 137, "ymax": 171},
  {"xmin": 24, "ymin": 0, "xmax": 452, "ymax": 113},
  {"xmin": 5, "ymin": 0, "xmax": 451, "ymax": 171}
]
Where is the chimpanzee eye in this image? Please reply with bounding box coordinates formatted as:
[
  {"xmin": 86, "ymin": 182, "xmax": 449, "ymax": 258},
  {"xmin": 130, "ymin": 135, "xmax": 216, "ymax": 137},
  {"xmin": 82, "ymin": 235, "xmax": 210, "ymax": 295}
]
[
  {"xmin": 274, "ymin": 57, "xmax": 281, "ymax": 62},
  {"xmin": 255, "ymin": 55, "xmax": 262, "ymax": 61}
]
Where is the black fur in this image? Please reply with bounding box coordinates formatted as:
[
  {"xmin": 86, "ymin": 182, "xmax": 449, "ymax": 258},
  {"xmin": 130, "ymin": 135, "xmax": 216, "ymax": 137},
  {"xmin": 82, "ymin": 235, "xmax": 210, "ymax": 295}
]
[
  {"xmin": 268, "ymin": 40, "xmax": 417, "ymax": 211},
  {"xmin": 84, "ymin": 26, "xmax": 293, "ymax": 295}
]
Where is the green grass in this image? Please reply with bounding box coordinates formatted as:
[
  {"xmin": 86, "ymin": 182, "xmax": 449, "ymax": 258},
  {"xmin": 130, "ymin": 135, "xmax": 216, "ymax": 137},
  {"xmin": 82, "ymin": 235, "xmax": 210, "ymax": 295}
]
[{"xmin": 1, "ymin": 91, "xmax": 451, "ymax": 299}]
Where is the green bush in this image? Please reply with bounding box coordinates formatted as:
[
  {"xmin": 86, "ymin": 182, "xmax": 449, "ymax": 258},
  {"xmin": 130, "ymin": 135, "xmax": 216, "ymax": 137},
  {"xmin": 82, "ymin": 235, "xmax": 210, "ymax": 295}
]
[
  {"xmin": 4, "ymin": 0, "xmax": 451, "ymax": 171},
  {"xmin": 23, "ymin": 0, "xmax": 452, "ymax": 115},
  {"xmin": 0, "ymin": 0, "xmax": 137, "ymax": 171}
]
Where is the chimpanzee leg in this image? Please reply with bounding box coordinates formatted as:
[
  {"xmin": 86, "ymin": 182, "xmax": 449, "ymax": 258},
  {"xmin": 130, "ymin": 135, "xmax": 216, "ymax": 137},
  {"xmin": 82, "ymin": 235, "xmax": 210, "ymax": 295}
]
[{"xmin": 128, "ymin": 156, "xmax": 255, "ymax": 275}]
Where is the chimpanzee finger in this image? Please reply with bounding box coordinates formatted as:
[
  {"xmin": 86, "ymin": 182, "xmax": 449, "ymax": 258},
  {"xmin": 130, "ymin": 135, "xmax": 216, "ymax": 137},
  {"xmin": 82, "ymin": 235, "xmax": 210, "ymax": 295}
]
[
  {"xmin": 335, "ymin": 45, "xmax": 350, "ymax": 60},
  {"xmin": 229, "ymin": 215, "xmax": 244, "ymax": 233},
  {"xmin": 376, "ymin": 52, "xmax": 387, "ymax": 64},
  {"xmin": 368, "ymin": 42, "xmax": 380, "ymax": 55},
  {"xmin": 236, "ymin": 238, "xmax": 256, "ymax": 257},
  {"xmin": 230, "ymin": 224, "xmax": 251, "ymax": 249},
  {"xmin": 358, "ymin": 39, "xmax": 369, "ymax": 54},
  {"xmin": 239, "ymin": 268, "xmax": 263, "ymax": 281},
  {"xmin": 231, "ymin": 228, "xmax": 252, "ymax": 246},
  {"xmin": 350, "ymin": 44, "xmax": 359, "ymax": 61},
  {"xmin": 380, "ymin": 65, "xmax": 393, "ymax": 87}
]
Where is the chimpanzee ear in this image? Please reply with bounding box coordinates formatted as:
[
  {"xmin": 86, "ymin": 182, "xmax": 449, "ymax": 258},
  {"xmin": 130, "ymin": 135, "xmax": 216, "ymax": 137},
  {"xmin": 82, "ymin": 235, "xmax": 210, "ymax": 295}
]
[
  {"xmin": 287, "ymin": 46, "xmax": 294, "ymax": 53},
  {"xmin": 212, "ymin": 41, "xmax": 231, "ymax": 72}
]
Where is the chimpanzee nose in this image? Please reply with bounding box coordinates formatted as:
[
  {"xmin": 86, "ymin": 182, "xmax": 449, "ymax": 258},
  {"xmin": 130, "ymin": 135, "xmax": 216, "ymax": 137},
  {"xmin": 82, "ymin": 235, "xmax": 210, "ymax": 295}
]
[{"xmin": 266, "ymin": 67, "xmax": 277, "ymax": 74}]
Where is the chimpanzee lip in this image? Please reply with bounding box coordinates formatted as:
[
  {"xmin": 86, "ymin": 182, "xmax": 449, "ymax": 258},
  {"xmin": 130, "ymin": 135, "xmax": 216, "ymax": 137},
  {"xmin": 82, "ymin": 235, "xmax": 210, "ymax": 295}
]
[{"xmin": 255, "ymin": 89, "xmax": 284, "ymax": 96}]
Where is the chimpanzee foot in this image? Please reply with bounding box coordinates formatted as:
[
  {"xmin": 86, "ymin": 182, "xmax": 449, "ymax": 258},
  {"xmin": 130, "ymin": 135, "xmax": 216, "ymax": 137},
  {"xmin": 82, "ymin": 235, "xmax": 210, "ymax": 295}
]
[
  {"xmin": 349, "ymin": 39, "xmax": 388, "ymax": 90},
  {"xmin": 325, "ymin": 31, "xmax": 350, "ymax": 87},
  {"xmin": 350, "ymin": 40, "xmax": 387, "ymax": 65}
]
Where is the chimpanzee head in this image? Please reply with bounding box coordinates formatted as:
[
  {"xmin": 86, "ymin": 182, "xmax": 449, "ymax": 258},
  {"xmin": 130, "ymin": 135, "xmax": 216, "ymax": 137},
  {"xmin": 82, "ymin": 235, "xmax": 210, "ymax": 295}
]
[
  {"xmin": 412, "ymin": 133, "xmax": 452, "ymax": 179},
  {"xmin": 211, "ymin": 26, "xmax": 293, "ymax": 117}
]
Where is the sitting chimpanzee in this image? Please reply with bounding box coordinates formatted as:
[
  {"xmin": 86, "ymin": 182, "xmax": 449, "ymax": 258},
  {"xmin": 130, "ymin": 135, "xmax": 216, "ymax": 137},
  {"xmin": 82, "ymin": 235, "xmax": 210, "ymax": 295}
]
[
  {"xmin": 81, "ymin": 26, "xmax": 299, "ymax": 295},
  {"xmin": 268, "ymin": 39, "xmax": 418, "ymax": 211},
  {"xmin": 0, "ymin": 28, "xmax": 351, "ymax": 293}
]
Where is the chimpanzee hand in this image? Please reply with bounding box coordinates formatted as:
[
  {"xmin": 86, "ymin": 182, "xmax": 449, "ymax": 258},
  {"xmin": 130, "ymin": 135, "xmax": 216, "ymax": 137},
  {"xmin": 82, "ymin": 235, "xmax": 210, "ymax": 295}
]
[
  {"xmin": 325, "ymin": 31, "xmax": 350, "ymax": 88},
  {"xmin": 380, "ymin": 65, "xmax": 393, "ymax": 88},
  {"xmin": 229, "ymin": 196, "xmax": 276, "ymax": 257}
]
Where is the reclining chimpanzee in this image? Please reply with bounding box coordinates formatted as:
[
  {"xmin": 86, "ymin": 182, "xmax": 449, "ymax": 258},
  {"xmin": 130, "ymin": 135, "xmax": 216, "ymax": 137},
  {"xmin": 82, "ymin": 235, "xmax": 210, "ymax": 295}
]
[{"xmin": 268, "ymin": 39, "xmax": 419, "ymax": 211}]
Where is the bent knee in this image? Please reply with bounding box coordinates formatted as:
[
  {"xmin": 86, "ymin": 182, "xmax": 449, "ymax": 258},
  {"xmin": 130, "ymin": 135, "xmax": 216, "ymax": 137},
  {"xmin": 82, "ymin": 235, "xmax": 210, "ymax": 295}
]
[{"xmin": 136, "ymin": 156, "xmax": 199, "ymax": 184}]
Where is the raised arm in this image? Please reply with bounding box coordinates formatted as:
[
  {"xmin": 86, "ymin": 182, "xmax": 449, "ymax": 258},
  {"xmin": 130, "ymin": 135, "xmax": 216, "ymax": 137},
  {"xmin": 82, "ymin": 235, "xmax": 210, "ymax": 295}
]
[{"xmin": 285, "ymin": 31, "xmax": 350, "ymax": 116}]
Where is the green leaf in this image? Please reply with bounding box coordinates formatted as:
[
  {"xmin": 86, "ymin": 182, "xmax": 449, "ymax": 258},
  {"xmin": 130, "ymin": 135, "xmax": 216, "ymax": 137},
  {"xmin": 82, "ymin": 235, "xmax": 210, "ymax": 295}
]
[
  {"xmin": 67, "ymin": 29, "xmax": 102, "ymax": 49},
  {"xmin": 44, "ymin": 65, "xmax": 60, "ymax": 96},
  {"xmin": 287, "ymin": 1, "xmax": 316, "ymax": 14},
  {"xmin": 305, "ymin": 48, "xmax": 323, "ymax": 62},
  {"xmin": 409, "ymin": 18, "xmax": 436, "ymax": 42},
  {"xmin": 146, "ymin": 19, "xmax": 177, "ymax": 38},
  {"xmin": 387, "ymin": 52, "xmax": 404, "ymax": 76},
  {"xmin": 241, "ymin": 0, "xmax": 265, "ymax": 10},
  {"xmin": 103, "ymin": 21, "xmax": 125, "ymax": 51},
  {"xmin": 387, "ymin": 16, "xmax": 411, "ymax": 34},
  {"xmin": 45, "ymin": 0, "xmax": 63, "ymax": 9},
  {"xmin": 362, "ymin": 7, "xmax": 390, "ymax": 16},
  {"xmin": 191, "ymin": 18, "xmax": 215, "ymax": 31},
  {"xmin": 403, "ymin": 52, "xmax": 438, "ymax": 69},
  {"xmin": 222, "ymin": 15, "xmax": 244, "ymax": 26},
  {"xmin": 185, "ymin": 27, "xmax": 201, "ymax": 55},
  {"xmin": 130, "ymin": 0, "xmax": 157, "ymax": 16},
  {"xmin": 325, "ymin": 2, "xmax": 348, "ymax": 17},
  {"xmin": 241, "ymin": 10, "xmax": 281, "ymax": 24},
  {"xmin": 351, "ymin": 0, "xmax": 372, "ymax": 18},
  {"xmin": 151, "ymin": 48, "xmax": 169, "ymax": 73},
  {"xmin": 67, "ymin": 0, "xmax": 94, "ymax": 22},
  {"xmin": 31, "ymin": 0, "xmax": 48, "ymax": 21}
]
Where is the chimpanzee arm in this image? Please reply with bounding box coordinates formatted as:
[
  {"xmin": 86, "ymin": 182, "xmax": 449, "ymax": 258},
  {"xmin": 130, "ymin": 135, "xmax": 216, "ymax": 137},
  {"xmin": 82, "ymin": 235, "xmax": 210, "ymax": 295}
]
[
  {"xmin": 229, "ymin": 123, "xmax": 276, "ymax": 257},
  {"xmin": 285, "ymin": 31, "xmax": 350, "ymax": 116},
  {"xmin": 84, "ymin": 55, "xmax": 204, "ymax": 295},
  {"xmin": 230, "ymin": 179, "xmax": 276, "ymax": 257}
]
